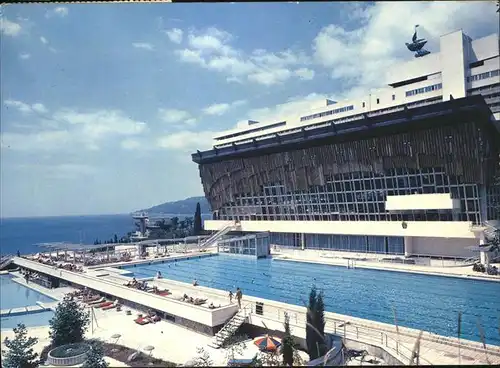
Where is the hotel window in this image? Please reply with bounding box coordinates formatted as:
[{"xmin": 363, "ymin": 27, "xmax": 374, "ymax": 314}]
[
  {"xmin": 362, "ymin": 102, "xmax": 365, "ymax": 108},
  {"xmin": 376, "ymin": 98, "xmax": 380, "ymax": 104},
  {"xmin": 405, "ymin": 83, "xmax": 442, "ymax": 97},
  {"xmin": 467, "ymin": 69, "xmax": 500, "ymax": 82},
  {"xmin": 392, "ymin": 94, "xmax": 395, "ymax": 101},
  {"xmin": 300, "ymin": 105, "xmax": 354, "ymax": 122}
]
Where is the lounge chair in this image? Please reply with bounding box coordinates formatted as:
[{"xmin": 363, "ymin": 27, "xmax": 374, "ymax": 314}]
[
  {"xmin": 85, "ymin": 297, "xmax": 103, "ymax": 304},
  {"xmin": 158, "ymin": 290, "xmax": 171, "ymax": 296},
  {"xmin": 134, "ymin": 317, "xmax": 150, "ymax": 325},
  {"xmin": 194, "ymin": 299, "xmax": 207, "ymax": 306},
  {"xmin": 95, "ymin": 301, "xmax": 113, "ymax": 309},
  {"xmin": 102, "ymin": 304, "xmax": 117, "ymax": 311}
]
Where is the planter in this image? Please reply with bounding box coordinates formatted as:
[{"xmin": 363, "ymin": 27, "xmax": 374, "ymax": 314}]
[{"xmin": 46, "ymin": 343, "xmax": 91, "ymax": 366}]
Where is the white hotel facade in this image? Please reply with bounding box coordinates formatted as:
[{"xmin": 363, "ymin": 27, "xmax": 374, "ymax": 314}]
[{"xmin": 192, "ymin": 30, "xmax": 500, "ymax": 259}]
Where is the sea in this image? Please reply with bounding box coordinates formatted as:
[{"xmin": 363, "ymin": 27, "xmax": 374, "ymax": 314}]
[{"xmin": 0, "ymin": 213, "xmax": 212, "ymax": 256}]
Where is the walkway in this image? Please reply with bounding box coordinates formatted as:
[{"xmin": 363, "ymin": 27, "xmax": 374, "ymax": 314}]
[{"xmin": 272, "ymin": 249, "xmax": 500, "ymax": 282}]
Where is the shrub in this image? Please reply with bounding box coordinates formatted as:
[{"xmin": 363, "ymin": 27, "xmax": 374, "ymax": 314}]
[
  {"xmin": 1, "ymin": 323, "xmax": 39, "ymax": 368},
  {"xmin": 49, "ymin": 298, "xmax": 90, "ymax": 347}
]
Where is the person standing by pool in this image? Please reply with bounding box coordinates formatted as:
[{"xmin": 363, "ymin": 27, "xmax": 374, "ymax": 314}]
[
  {"xmin": 229, "ymin": 290, "xmax": 233, "ymax": 303},
  {"xmin": 236, "ymin": 287, "xmax": 242, "ymax": 309}
]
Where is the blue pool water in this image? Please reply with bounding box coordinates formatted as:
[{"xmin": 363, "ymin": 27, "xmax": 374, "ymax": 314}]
[
  {"xmin": 0, "ymin": 275, "xmax": 55, "ymax": 310},
  {"xmin": 1, "ymin": 310, "xmax": 54, "ymax": 330},
  {"xmin": 124, "ymin": 254, "xmax": 500, "ymax": 345}
]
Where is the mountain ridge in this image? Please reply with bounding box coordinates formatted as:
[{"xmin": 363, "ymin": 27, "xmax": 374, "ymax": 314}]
[{"xmin": 138, "ymin": 196, "xmax": 211, "ymax": 215}]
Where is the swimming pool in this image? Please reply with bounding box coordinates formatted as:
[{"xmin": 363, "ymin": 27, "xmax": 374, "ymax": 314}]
[
  {"xmin": 1, "ymin": 310, "xmax": 54, "ymax": 330},
  {"xmin": 0, "ymin": 275, "xmax": 55, "ymax": 310},
  {"xmin": 123, "ymin": 254, "xmax": 500, "ymax": 345}
]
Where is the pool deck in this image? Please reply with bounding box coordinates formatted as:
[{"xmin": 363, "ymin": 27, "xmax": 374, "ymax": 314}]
[
  {"xmin": 6, "ymin": 255, "xmax": 500, "ymax": 366},
  {"xmin": 272, "ymin": 250, "xmax": 500, "ymax": 282},
  {"xmin": 0, "ymin": 274, "xmax": 262, "ymax": 366}
]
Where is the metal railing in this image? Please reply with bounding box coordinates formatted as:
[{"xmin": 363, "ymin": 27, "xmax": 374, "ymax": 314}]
[
  {"xmin": 0, "ymin": 254, "xmax": 14, "ymax": 270},
  {"xmin": 199, "ymin": 222, "xmax": 235, "ymax": 250},
  {"xmin": 243, "ymin": 300, "xmax": 416, "ymax": 364},
  {"xmin": 272, "ymin": 246, "xmax": 476, "ymax": 267}
]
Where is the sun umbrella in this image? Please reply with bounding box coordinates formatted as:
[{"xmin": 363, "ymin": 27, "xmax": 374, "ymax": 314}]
[{"xmin": 253, "ymin": 335, "xmax": 281, "ymax": 351}]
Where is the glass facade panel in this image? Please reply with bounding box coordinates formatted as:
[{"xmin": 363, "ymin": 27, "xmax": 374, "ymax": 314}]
[
  {"xmin": 270, "ymin": 233, "xmax": 405, "ymax": 255},
  {"xmin": 215, "ymin": 168, "xmax": 485, "ymax": 224}
]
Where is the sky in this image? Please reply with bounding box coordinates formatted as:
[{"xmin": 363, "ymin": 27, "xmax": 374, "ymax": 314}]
[{"xmin": 0, "ymin": 1, "xmax": 498, "ymax": 218}]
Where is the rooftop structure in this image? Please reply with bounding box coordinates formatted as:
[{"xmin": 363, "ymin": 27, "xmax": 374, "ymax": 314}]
[
  {"xmin": 192, "ymin": 29, "xmax": 500, "ymax": 259},
  {"xmin": 208, "ymin": 30, "xmax": 499, "ymax": 150}
]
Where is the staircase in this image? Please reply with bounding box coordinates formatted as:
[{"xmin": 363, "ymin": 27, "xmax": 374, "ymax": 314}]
[
  {"xmin": 0, "ymin": 255, "xmax": 14, "ymax": 271},
  {"xmin": 200, "ymin": 221, "xmax": 237, "ymax": 251},
  {"xmin": 208, "ymin": 307, "xmax": 249, "ymax": 349}
]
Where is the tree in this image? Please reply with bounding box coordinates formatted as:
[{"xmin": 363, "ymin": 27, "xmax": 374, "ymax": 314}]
[
  {"xmin": 306, "ymin": 285, "xmax": 319, "ymax": 359},
  {"xmin": 222, "ymin": 334, "xmax": 248, "ymax": 363},
  {"xmin": 253, "ymin": 350, "xmax": 282, "ymax": 367},
  {"xmin": 1, "ymin": 323, "xmax": 39, "ymax": 368},
  {"xmin": 113, "ymin": 234, "xmax": 118, "ymax": 244},
  {"xmin": 49, "ymin": 298, "xmax": 90, "ymax": 347},
  {"xmin": 282, "ymin": 312, "xmax": 294, "ymax": 367},
  {"xmin": 305, "ymin": 285, "xmax": 326, "ymax": 360},
  {"xmin": 314, "ymin": 291, "xmax": 327, "ymax": 357},
  {"xmin": 82, "ymin": 340, "xmax": 109, "ymax": 368},
  {"xmin": 191, "ymin": 347, "xmax": 213, "ymax": 367},
  {"xmin": 194, "ymin": 202, "xmax": 203, "ymax": 236},
  {"xmin": 171, "ymin": 217, "xmax": 179, "ymax": 230}
]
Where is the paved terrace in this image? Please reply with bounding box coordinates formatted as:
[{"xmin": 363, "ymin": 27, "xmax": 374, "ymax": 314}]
[{"xmin": 272, "ymin": 248, "xmax": 500, "ymax": 282}]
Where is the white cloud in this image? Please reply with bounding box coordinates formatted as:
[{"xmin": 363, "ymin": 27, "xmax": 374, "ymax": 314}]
[
  {"xmin": 158, "ymin": 108, "xmax": 191, "ymax": 124},
  {"xmin": 165, "ymin": 28, "xmax": 183, "ymax": 44},
  {"xmin": 312, "ymin": 1, "xmax": 499, "ymax": 94},
  {"xmin": 2, "ymin": 101, "xmax": 148, "ymax": 152},
  {"xmin": 17, "ymin": 163, "xmax": 97, "ymax": 180},
  {"xmin": 53, "ymin": 109, "xmax": 147, "ymax": 141},
  {"xmin": 19, "ymin": 53, "xmax": 31, "ymax": 60},
  {"xmin": 185, "ymin": 118, "xmax": 197, "ymax": 126},
  {"xmin": 294, "ymin": 68, "xmax": 315, "ymax": 81},
  {"xmin": 202, "ymin": 99, "xmax": 247, "ymax": 116},
  {"xmin": 46, "ymin": 7, "xmax": 69, "ymax": 18},
  {"xmin": 248, "ymin": 69, "xmax": 292, "ymax": 86},
  {"xmin": 203, "ymin": 103, "xmax": 231, "ymax": 116},
  {"xmin": 1, "ymin": 130, "xmax": 72, "ymax": 151},
  {"xmin": 175, "ymin": 49, "xmax": 205, "ymax": 64},
  {"xmin": 1, "ymin": 18, "xmax": 22, "ymax": 36},
  {"xmin": 241, "ymin": 93, "xmax": 335, "ymax": 127},
  {"xmin": 157, "ymin": 130, "xmax": 216, "ymax": 152},
  {"xmin": 121, "ymin": 138, "xmax": 142, "ymax": 150},
  {"xmin": 172, "ymin": 27, "xmax": 314, "ymax": 86},
  {"xmin": 54, "ymin": 7, "xmax": 69, "ymax": 17},
  {"xmin": 31, "ymin": 103, "xmax": 49, "ymax": 114},
  {"xmin": 40, "ymin": 36, "xmax": 48, "ymax": 44},
  {"xmin": 132, "ymin": 42, "xmax": 155, "ymax": 51},
  {"xmin": 4, "ymin": 100, "xmax": 49, "ymax": 115}
]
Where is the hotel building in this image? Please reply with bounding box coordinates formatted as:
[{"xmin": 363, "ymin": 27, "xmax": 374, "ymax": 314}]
[{"xmin": 192, "ymin": 30, "xmax": 500, "ymax": 258}]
